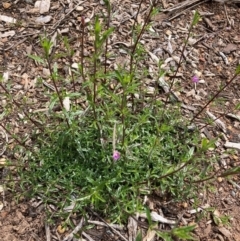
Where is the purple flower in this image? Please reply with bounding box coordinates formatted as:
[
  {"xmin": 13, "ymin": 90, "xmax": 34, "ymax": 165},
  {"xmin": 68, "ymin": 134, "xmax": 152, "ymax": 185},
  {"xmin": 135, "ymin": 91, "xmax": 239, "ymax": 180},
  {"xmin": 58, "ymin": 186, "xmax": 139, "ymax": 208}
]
[
  {"xmin": 113, "ymin": 150, "xmax": 120, "ymax": 161},
  {"xmin": 192, "ymin": 75, "xmax": 199, "ymax": 83}
]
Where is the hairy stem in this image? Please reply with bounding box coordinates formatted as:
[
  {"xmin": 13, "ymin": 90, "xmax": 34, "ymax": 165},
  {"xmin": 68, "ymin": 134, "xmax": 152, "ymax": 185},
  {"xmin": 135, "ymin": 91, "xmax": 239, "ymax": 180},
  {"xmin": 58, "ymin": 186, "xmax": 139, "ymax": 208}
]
[
  {"xmin": 0, "ymin": 83, "xmax": 43, "ymax": 130},
  {"xmin": 190, "ymin": 72, "xmax": 239, "ymax": 124},
  {"xmin": 46, "ymin": 58, "xmax": 70, "ymax": 128}
]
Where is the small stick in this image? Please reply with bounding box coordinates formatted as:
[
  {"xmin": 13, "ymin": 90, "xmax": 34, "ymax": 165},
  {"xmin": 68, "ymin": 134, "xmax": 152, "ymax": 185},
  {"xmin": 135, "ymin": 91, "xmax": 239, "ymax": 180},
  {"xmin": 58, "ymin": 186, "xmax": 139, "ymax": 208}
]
[
  {"xmin": 82, "ymin": 231, "xmax": 96, "ymax": 241},
  {"xmin": 88, "ymin": 209, "xmax": 128, "ymax": 241},
  {"xmin": 63, "ymin": 217, "xmax": 84, "ymax": 241},
  {"xmin": 88, "ymin": 220, "xmax": 124, "ymax": 230},
  {"xmin": 45, "ymin": 222, "xmax": 51, "ymax": 241}
]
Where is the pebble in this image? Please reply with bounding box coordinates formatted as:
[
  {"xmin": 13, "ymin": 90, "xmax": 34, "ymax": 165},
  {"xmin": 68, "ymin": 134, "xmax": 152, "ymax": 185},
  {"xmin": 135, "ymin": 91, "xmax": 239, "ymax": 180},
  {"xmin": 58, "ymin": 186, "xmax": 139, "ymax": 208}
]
[
  {"xmin": 35, "ymin": 15, "xmax": 52, "ymax": 24},
  {"xmin": 165, "ymin": 29, "xmax": 172, "ymax": 36},
  {"xmin": 231, "ymin": 190, "xmax": 236, "ymax": 197},
  {"xmin": 76, "ymin": 6, "xmax": 84, "ymax": 11},
  {"xmin": 217, "ymin": 177, "xmax": 223, "ymax": 183}
]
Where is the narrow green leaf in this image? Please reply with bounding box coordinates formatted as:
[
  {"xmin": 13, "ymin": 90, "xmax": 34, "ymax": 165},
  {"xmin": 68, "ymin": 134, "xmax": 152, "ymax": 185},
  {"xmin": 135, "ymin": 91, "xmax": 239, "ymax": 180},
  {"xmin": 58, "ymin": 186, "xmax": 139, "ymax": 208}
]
[
  {"xmin": 135, "ymin": 231, "xmax": 142, "ymax": 241},
  {"xmin": 103, "ymin": 0, "xmax": 111, "ymax": 12},
  {"xmin": 172, "ymin": 225, "xmax": 196, "ymax": 240},
  {"xmin": 156, "ymin": 231, "xmax": 173, "ymax": 241},
  {"xmin": 28, "ymin": 54, "xmax": 45, "ymax": 64},
  {"xmin": 94, "ymin": 16, "xmax": 101, "ymax": 42},
  {"xmin": 235, "ymin": 65, "xmax": 240, "ymax": 75},
  {"xmin": 145, "ymin": 207, "xmax": 152, "ymax": 227},
  {"xmin": 192, "ymin": 11, "xmax": 200, "ymax": 26},
  {"xmin": 235, "ymin": 102, "xmax": 240, "ymax": 110}
]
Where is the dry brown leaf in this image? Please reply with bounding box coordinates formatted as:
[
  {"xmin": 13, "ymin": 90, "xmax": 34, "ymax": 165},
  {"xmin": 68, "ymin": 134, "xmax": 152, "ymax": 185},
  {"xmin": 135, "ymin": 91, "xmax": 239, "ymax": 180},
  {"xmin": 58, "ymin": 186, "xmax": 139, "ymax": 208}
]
[
  {"xmin": 57, "ymin": 224, "xmax": 66, "ymax": 234},
  {"xmin": 218, "ymin": 227, "xmax": 232, "ymax": 238},
  {"xmin": 2, "ymin": 2, "xmax": 11, "ymax": 9}
]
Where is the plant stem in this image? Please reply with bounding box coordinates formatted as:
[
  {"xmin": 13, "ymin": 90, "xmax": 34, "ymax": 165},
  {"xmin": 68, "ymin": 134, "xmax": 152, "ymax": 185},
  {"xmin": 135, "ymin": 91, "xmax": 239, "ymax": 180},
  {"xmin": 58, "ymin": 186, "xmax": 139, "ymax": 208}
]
[
  {"xmin": 198, "ymin": 109, "xmax": 228, "ymax": 131},
  {"xmin": 164, "ymin": 22, "xmax": 194, "ymax": 105},
  {"xmin": 0, "ymin": 122, "xmax": 31, "ymax": 151},
  {"xmin": 130, "ymin": 0, "xmax": 144, "ymax": 48},
  {"xmin": 129, "ymin": 0, "xmax": 158, "ymax": 110},
  {"xmin": 68, "ymin": 58, "xmax": 76, "ymax": 93},
  {"xmin": 190, "ymin": 72, "xmax": 239, "ymax": 124},
  {"xmin": 46, "ymin": 58, "xmax": 70, "ymax": 128},
  {"xmin": 104, "ymin": 2, "xmax": 111, "ymax": 76},
  {"xmin": 130, "ymin": 0, "xmax": 157, "ymax": 75},
  {"xmin": 92, "ymin": 32, "xmax": 102, "ymax": 140},
  {"xmin": 81, "ymin": 17, "xmax": 86, "ymax": 84},
  {"xmin": 0, "ymin": 83, "xmax": 43, "ymax": 130},
  {"xmin": 121, "ymin": 88, "xmax": 126, "ymax": 146}
]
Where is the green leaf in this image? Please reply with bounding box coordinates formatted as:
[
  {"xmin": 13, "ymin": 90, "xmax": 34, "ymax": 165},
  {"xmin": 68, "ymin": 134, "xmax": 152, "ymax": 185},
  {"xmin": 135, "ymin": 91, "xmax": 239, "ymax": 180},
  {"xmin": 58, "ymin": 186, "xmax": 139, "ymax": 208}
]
[
  {"xmin": 94, "ymin": 16, "xmax": 101, "ymax": 43},
  {"xmin": 99, "ymin": 27, "xmax": 114, "ymax": 48},
  {"xmin": 103, "ymin": 0, "xmax": 111, "ymax": 12},
  {"xmin": 40, "ymin": 37, "xmax": 53, "ymax": 57},
  {"xmin": 156, "ymin": 231, "xmax": 173, "ymax": 241},
  {"xmin": 135, "ymin": 231, "xmax": 142, "ymax": 241},
  {"xmin": 192, "ymin": 11, "xmax": 200, "ymax": 26},
  {"xmin": 48, "ymin": 95, "xmax": 59, "ymax": 111},
  {"xmin": 201, "ymin": 138, "xmax": 215, "ymax": 151},
  {"xmin": 28, "ymin": 54, "xmax": 45, "ymax": 64},
  {"xmin": 172, "ymin": 225, "xmax": 196, "ymax": 240},
  {"xmin": 235, "ymin": 102, "xmax": 240, "ymax": 110},
  {"xmin": 184, "ymin": 147, "xmax": 194, "ymax": 162},
  {"xmin": 145, "ymin": 207, "xmax": 152, "ymax": 227},
  {"xmin": 235, "ymin": 65, "xmax": 240, "ymax": 75}
]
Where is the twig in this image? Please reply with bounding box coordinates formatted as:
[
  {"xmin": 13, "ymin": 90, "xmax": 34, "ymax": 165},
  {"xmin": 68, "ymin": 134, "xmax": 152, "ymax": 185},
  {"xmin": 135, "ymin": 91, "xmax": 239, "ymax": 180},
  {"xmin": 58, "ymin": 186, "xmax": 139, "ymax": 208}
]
[
  {"xmin": 51, "ymin": 0, "xmax": 88, "ymax": 31},
  {"xmin": 223, "ymin": 3, "xmax": 231, "ymax": 26},
  {"xmin": 63, "ymin": 217, "xmax": 84, "ymax": 241},
  {"xmin": 190, "ymin": 72, "xmax": 239, "ymax": 124},
  {"xmin": 168, "ymin": 0, "xmax": 208, "ymax": 21},
  {"xmin": 163, "ymin": 0, "xmax": 201, "ymax": 13},
  {"xmin": 0, "ymin": 83, "xmax": 44, "ymax": 130},
  {"xmin": 21, "ymin": 45, "xmax": 32, "ymax": 75},
  {"xmin": 88, "ymin": 220, "xmax": 124, "ymax": 230},
  {"xmin": 82, "ymin": 231, "xmax": 96, "ymax": 241},
  {"xmin": 88, "ymin": 208, "xmax": 128, "ymax": 241},
  {"xmin": 0, "ymin": 127, "xmax": 8, "ymax": 156},
  {"xmin": 228, "ymin": 180, "xmax": 240, "ymax": 190},
  {"xmin": 45, "ymin": 222, "xmax": 51, "ymax": 241}
]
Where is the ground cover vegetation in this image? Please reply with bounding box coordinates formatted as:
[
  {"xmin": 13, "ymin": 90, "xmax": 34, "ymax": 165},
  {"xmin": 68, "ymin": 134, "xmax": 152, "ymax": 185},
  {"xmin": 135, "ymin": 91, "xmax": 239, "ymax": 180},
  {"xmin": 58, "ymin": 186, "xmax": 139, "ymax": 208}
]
[{"xmin": 1, "ymin": 0, "xmax": 240, "ymax": 240}]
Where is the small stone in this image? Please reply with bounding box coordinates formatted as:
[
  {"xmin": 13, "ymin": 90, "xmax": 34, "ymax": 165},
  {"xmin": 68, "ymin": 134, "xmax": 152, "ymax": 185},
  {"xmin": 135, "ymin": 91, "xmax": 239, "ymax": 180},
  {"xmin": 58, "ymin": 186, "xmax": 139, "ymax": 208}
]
[
  {"xmin": 71, "ymin": 63, "xmax": 79, "ymax": 69},
  {"xmin": 35, "ymin": 15, "xmax": 52, "ymax": 24},
  {"xmin": 76, "ymin": 6, "xmax": 84, "ymax": 11},
  {"xmin": 231, "ymin": 190, "xmax": 236, "ymax": 197},
  {"xmin": 182, "ymin": 202, "xmax": 188, "ymax": 208},
  {"xmin": 42, "ymin": 68, "xmax": 50, "ymax": 78},
  {"xmin": 193, "ymin": 70, "xmax": 202, "ymax": 77},
  {"xmin": 188, "ymin": 37, "xmax": 197, "ymax": 45},
  {"xmin": 165, "ymin": 29, "xmax": 172, "ymax": 36},
  {"xmin": 217, "ymin": 177, "xmax": 223, "ymax": 183},
  {"xmin": 0, "ymin": 158, "xmax": 6, "ymax": 165}
]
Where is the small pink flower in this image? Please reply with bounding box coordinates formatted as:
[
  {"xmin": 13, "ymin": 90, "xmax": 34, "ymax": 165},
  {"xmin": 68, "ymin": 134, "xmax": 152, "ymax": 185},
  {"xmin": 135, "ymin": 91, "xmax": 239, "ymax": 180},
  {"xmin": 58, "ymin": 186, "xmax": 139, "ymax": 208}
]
[
  {"xmin": 113, "ymin": 150, "xmax": 120, "ymax": 161},
  {"xmin": 192, "ymin": 75, "xmax": 199, "ymax": 83}
]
